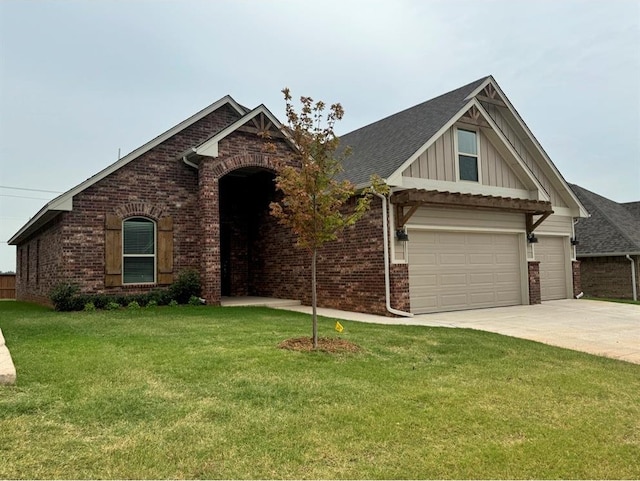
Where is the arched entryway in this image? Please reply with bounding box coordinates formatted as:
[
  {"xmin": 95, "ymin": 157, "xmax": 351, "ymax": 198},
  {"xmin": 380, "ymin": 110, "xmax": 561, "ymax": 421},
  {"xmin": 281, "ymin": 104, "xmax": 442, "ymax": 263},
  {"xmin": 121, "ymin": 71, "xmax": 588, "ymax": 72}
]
[{"xmin": 219, "ymin": 167, "xmax": 277, "ymax": 297}]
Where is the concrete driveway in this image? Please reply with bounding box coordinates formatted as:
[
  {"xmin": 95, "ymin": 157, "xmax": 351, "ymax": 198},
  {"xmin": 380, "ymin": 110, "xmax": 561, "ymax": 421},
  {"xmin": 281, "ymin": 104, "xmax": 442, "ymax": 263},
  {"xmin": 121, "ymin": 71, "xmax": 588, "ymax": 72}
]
[{"xmin": 281, "ymin": 299, "xmax": 640, "ymax": 364}]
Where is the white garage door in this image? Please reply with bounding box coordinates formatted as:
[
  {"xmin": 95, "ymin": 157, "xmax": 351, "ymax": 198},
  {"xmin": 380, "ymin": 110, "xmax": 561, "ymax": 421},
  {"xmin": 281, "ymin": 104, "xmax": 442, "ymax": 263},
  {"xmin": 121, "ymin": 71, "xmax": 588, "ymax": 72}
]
[
  {"xmin": 537, "ymin": 236, "xmax": 568, "ymax": 301},
  {"xmin": 408, "ymin": 231, "xmax": 523, "ymax": 314}
]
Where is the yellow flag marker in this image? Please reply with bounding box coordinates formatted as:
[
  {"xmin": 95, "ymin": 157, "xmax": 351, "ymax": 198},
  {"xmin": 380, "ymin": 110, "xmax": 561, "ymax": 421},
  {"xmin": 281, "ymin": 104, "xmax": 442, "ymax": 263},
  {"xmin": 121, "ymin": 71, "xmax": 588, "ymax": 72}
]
[{"xmin": 335, "ymin": 321, "xmax": 344, "ymax": 333}]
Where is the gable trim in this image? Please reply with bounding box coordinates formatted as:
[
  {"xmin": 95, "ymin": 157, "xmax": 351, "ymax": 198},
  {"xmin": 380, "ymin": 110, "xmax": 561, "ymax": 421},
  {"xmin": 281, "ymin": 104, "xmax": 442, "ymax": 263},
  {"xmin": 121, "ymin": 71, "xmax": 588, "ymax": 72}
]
[
  {"xmin": 194, "ymin": 105, "xmax": 294, "ymax": 159},
  {"xmin": 387, "ymin": 98, "xmax": 551, "ymax": 203},
  {"xmin": 9, "ymin": 95, "xmax": 246, "ymax": 245},
  {"xmin": 479, "ymin": 79, "xmax": 588, "ymax": 217}
]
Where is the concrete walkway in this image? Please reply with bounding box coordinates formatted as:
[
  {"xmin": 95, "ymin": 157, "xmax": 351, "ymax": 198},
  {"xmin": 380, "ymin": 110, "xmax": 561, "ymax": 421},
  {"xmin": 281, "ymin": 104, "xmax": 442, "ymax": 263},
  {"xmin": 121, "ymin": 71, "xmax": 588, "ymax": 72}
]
[
  {"xmin": 0, "ymin": 328, "xmax": 16, "ymax": 385},
  {"xmin": 280, "ymin": 299, "xmax": 640, "ymax": 365}
]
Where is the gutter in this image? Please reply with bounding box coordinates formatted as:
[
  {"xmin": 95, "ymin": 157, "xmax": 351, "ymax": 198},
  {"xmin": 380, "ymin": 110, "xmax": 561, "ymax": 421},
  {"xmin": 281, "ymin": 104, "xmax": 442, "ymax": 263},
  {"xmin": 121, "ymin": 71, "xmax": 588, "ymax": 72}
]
[
  {"xmin": 625, "ymin": 254, "xmax": 638, "ymax": 301},
  {"xmin": 181, "ymin": 148, "xmax": 199, "ymax": 169},
  {"xmin": 375, "ymin": 193, "xmax": 413, "ymax": 317}
]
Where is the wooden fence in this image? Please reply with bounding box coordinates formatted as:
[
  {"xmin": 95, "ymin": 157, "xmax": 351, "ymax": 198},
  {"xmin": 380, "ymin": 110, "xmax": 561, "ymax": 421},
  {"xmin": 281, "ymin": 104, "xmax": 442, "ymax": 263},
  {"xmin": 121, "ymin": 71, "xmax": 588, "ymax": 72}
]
[{"xmin": 0, "ymin": 274, "xmax": 16, "ymax": 299}]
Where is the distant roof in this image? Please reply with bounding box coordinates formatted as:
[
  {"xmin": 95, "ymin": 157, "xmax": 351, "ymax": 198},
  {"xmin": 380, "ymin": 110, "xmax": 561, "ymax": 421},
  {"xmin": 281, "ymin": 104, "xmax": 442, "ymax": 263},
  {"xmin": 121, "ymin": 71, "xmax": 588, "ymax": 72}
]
[
  {"xmin": 339, "ymin": 77, "xmax": 489, "ymax": 185},
  {"xmin": 570, "ymin": 184, "xmax": 640, "ymax": 256}
]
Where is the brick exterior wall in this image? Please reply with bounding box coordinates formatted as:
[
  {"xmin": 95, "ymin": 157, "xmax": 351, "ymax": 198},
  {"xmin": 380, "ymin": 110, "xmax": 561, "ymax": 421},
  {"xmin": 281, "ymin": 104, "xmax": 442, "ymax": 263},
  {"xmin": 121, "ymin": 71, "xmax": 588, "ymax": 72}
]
[
  {"xmin": 528, "ymin": 261, "xmax": 541, "ymax": 305},
  {"xmin": 14, "ymin": 104, "xmax": 401, "ymax": 316},
  {"xmin": 571, "ymin": 260, "xmax": 582, "ymax": 298},
  {"xmin": 579, "ymin": 255, "xmax": 639, "ymax": 299}
]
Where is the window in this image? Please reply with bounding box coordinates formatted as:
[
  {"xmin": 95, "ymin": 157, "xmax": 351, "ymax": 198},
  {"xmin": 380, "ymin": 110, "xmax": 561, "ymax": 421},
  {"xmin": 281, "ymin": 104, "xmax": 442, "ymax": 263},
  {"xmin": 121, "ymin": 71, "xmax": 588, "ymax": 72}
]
[
  {"xmin": 123, "ymin": 217, "xmax": 155, "ymax": 284},
  {"xmin": 457, "ymin": 128, "xmax": 479, "ymax": 182}
]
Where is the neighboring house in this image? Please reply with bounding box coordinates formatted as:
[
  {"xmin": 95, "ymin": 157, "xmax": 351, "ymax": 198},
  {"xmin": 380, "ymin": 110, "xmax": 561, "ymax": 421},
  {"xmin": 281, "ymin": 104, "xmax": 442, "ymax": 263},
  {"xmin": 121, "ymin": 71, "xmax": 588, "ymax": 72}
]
[
  {"xmin": 9, "ymin": 76, "xmax": 587, "ymax": 315},
  {"xmin": 570, "ymin": 184, "xmax": 640, "ymax": 300}
]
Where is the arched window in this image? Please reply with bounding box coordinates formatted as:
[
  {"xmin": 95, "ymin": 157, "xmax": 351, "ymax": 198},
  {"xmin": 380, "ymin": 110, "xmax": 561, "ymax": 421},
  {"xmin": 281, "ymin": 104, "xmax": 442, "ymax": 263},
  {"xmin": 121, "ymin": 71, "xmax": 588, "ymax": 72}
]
[{"xmin": 123, "ymin": 217, "xmax": 155, "ymax": 284}]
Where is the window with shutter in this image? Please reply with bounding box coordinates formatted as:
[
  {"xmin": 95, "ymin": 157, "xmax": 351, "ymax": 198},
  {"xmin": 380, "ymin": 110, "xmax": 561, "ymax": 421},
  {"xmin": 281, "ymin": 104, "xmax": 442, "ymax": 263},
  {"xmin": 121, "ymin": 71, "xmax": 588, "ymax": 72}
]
[{"xmin": 123, "ymin": 218, "xmax": 155, "ymax": 284}]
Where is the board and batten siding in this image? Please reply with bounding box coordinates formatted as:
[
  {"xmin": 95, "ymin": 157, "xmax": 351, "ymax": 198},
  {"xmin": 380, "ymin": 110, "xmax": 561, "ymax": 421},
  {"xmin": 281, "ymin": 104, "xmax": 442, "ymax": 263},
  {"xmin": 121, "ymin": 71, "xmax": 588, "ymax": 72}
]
[
  {"xmin": 402, "ymin": 126, "xmax": 526, "ymax": 190},
  {"xmin": 402, "ymin": 127, "xmax": 456, "ymax": 182},
  {"xmin": 480, "ymin": 101, "xmax": 568, "ymax": 208}
]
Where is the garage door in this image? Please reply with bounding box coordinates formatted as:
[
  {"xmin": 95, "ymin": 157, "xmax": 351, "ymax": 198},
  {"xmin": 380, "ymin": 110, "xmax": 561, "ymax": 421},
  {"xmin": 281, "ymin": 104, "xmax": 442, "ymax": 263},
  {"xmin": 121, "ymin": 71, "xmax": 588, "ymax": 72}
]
[
  {"xmin": 537, "ymin": 236, "xmax": 568, "ymax": 300},
  {"xmin": 408, "ymin": 231, "xmax": 523, "ymax": 314}
]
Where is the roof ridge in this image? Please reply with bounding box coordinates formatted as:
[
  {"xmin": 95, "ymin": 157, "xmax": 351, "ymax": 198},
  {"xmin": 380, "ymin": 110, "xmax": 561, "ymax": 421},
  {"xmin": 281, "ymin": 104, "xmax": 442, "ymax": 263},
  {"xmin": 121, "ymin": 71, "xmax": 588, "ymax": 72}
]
[{"xmin": 571, "ymin": 184, "xmax": 640, "ymax": 250}]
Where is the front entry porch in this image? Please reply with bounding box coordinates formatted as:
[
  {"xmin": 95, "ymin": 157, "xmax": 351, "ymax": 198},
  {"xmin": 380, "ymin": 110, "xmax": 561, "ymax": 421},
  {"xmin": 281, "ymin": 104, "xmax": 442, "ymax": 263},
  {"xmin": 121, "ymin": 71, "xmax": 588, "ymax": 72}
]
[{"xmin": 220, "ymin": 296, "xmax": 301, "ymax": 308}]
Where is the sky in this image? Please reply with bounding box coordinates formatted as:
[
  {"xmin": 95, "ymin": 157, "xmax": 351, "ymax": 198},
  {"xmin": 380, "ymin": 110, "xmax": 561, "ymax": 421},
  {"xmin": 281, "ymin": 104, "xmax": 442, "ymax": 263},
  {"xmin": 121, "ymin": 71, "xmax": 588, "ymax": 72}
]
[{"xmin": 0, "ymin": 0, "xmax": 639, "ymax": 272}]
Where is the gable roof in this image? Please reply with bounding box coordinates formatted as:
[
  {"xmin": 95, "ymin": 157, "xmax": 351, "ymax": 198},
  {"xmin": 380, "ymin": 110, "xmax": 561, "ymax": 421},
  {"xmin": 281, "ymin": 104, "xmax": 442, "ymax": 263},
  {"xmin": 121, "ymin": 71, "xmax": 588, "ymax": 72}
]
[
  {"xmin": 339, "ymin": 77, "xmax": 488, "ymax": 186},
  {"xmin": 339, "ymin": 76, "xmax": 587, "ymax": 217},
  {"xmin": 9, "ymin": 95, "xmax": 249, "ymax": 245},
  {"xmin": 570, "ymin": 184, "xmax": 640, "ymax": 256}
]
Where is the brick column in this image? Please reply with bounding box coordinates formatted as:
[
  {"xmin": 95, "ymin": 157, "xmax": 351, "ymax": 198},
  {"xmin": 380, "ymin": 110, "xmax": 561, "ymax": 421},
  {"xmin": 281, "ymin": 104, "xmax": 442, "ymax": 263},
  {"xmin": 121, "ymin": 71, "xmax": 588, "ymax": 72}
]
[
  {"xmin": 572, "ymin": 260, "xmax": 582, "ymax": 298},
  {"xmin": 528, "ymin": 261, "xmax": 541, "ymax": 305},
  {"xmin": 199, "ymin": 158, "xmax": 221, "ymax": 305}
]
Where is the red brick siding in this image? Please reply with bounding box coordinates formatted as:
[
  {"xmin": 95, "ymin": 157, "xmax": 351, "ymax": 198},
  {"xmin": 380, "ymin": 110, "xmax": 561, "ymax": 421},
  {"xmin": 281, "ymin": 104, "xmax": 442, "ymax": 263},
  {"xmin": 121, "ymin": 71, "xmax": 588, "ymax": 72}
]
[
  {"xmin": 14, "ymin": 107, "xmax": 403, "ymax": 316},
  {"xmin": 528, "ymin": 261, "xmax": 541, "ymax": 304},
  {"xmin": 572, "ymin": 260, "xmax": 582, "ymax": 298},
  {"xmin": 15, "ymin": 215, "xmax": 64, "ymax": 305},
  {"xmin": 579, "ymin": 255, "xmax": 639, "ymax": 299},
  {"xmin": 16, "ymin": 105, "xmax": 241, "ymax": 300}
]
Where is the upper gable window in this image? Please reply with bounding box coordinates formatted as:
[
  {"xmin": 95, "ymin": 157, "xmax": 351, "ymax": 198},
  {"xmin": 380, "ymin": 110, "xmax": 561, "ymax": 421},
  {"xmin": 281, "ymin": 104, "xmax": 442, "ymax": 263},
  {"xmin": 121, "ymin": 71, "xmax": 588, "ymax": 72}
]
[
  {"xmin": 123, "ymin": 217, "xmax": 155, "ymax": 284},
  {"xmin": 457, "ymin": 128, "xmax": 479, "ymax": 182}
]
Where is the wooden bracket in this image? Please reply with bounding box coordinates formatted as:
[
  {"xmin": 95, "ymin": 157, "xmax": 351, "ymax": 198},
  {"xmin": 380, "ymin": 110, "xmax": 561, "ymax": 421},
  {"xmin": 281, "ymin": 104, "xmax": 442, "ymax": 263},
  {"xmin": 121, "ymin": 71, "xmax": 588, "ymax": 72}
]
[
  {"xmin": 526, "ymin": 211, "xmax": 552, "ymax": 234},
  {"xmin": 395, "ymin": 204, "xmax": 419, "ymax": 229}
]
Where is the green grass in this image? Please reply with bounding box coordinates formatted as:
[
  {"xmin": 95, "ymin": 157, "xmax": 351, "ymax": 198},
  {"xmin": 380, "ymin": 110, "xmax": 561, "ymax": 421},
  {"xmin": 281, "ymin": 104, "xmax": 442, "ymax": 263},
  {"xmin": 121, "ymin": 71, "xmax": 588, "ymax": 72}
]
[
  {"xmin": 585, "ymin": 296, "xmax": 640, "ymax": 305},
  {"xmin": 1, "ymin": 301, "xmax": 639, "ymax": 479}
]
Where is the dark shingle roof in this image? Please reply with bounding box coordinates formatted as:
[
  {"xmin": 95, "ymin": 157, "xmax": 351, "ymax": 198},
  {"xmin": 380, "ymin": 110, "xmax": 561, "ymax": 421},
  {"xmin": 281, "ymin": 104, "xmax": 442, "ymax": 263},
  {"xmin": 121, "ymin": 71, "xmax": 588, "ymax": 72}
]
[
  {"xmin": 622, "ymin": 202, "xmax": 640, "ymax": 219},
  {"xmin": 570, "ymin": 184, "xmax": 640, "ymax": 255},
  {"xmin": 339, "ymin": 76, "xmax": 489, "ymax": 185}
]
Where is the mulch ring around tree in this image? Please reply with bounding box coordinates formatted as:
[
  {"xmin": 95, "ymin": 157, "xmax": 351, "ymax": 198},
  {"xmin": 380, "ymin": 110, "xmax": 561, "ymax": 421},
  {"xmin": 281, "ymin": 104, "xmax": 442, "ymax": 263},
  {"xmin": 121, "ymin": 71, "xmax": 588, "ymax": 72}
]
[{"xmin": 278, "ymin": 337, "xmax": 361, "ymax": 353}]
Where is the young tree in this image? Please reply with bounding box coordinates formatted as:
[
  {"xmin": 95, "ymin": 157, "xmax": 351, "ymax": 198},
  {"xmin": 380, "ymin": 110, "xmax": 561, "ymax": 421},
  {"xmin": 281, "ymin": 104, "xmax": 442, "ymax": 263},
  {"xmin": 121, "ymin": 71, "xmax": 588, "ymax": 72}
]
[{"xmin": 270, "ymin": 88, "xmax": 387, "ymax": 348}]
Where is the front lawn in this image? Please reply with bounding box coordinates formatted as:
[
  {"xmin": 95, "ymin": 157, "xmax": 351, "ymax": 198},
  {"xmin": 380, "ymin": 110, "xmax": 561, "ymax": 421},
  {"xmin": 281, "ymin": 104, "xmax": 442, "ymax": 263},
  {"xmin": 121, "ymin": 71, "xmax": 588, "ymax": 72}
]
[{"xmin": 1, "ymin": 301, "xmax": 638, "ymax": 479}]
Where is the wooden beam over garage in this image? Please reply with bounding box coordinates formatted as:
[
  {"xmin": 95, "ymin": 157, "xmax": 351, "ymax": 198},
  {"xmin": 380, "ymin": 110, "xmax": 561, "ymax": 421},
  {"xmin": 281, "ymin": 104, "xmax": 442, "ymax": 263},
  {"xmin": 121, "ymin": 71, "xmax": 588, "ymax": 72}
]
[{"xmin": 390, "ymin": 188, "xmax": 553, "ymax": 228}]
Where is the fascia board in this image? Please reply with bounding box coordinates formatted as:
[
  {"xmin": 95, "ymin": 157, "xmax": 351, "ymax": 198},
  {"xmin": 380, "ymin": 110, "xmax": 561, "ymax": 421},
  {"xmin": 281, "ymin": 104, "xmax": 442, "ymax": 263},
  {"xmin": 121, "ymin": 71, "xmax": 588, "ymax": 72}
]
[
  {"xmin": 9, "ymin": 95, "xmax": 245, "ymax": 245},
  {"xmin": 577, "ymin": 251, "xmax": 640, "ymax": 258},
  {"xmin": 486, "ymin": 80, "xmax": 589, "ymax": 217},
  {"xmin": 473, "ymin": 99, "xmax": 550, "ymax": 201},
  {"xmin": 386, "ymin": 99, "xmax": 476, "ymax": 186}
]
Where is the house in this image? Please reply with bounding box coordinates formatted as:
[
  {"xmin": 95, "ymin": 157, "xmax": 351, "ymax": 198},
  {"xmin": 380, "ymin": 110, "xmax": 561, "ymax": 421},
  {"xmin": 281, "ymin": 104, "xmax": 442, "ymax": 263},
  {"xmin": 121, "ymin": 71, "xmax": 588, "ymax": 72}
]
[
  {"xmin": 9, "ymin": 76, "xmax": 587, "ymax": 315},
  {"xmin": 570, "ymin": 184, "xmax": 640, "ymax": 300}
]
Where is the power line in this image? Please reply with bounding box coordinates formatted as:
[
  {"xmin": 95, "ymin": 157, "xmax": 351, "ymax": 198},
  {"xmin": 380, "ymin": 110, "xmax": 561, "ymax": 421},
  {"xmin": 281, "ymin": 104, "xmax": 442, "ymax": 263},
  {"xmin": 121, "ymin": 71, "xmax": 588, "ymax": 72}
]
[
  {"xmin": 0, "ymin": 194, "xmax": 52, "ymax": 201},
  {"xmin": 0, "ymin": 185, "xmax": 62, "ymax": 194}
]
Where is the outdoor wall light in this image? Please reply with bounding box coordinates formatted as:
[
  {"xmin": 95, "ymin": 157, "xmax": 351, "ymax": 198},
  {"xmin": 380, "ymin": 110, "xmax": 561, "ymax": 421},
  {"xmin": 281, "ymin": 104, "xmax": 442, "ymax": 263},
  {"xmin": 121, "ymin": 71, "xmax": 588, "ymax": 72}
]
[
  {"xmin": 396, "ymin": 229, "xmax": 409, "ymax": 242},
  {"xmin": 527, "ymin": 233, "xmax": 538, "ymax": 243},
  {"xmin": 571, "ymin": 237, "xmax": 579, "ymax": 246}
]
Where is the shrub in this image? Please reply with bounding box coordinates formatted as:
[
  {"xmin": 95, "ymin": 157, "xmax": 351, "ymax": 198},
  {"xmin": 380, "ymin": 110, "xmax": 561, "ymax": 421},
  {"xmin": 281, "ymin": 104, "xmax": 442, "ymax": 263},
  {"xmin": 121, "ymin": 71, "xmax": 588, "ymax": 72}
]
[
  {"xmin": 127, "ymin": 301, "xmax": 141, "ymax": 310},
  {"xmin": 106, "ymin": 301, "xmax": 120, "ymax": 311},
  {"xmin": 146, "ymin": 300, "xmax": 158, "ymax": 308},
  {"xmin": 169, "ymin": 270, "xmax": 201, "ymax": 304},
  {"xmin": 50, "ymin": 283, "xmax": 80, "ymax": 312},
  {"xmin": 83, "ymin": 302, "xmax": 96, "ymax": 312},
  {"xmin": 168, "ymin": 300, "xmax": 179, "ymax": 307}
]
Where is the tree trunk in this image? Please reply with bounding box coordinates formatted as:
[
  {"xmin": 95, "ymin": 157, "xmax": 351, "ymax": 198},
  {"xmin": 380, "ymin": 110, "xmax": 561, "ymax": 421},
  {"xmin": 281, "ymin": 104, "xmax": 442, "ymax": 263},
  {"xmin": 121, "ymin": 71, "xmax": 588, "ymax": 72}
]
[{"xmin": 312, "ymin": 247, "xmax": 318, "ymax": 348}]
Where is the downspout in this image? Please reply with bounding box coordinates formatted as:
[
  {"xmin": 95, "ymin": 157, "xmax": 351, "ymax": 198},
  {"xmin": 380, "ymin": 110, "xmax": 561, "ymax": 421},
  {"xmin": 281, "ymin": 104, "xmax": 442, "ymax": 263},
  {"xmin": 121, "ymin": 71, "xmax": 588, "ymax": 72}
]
[
  {"xmin": 625, "ymin": 255, "xmax": 637, "ymax": 301},
  {"xmin": 375, "ymin": 193, "xmax": 413, "ymax": 317}
]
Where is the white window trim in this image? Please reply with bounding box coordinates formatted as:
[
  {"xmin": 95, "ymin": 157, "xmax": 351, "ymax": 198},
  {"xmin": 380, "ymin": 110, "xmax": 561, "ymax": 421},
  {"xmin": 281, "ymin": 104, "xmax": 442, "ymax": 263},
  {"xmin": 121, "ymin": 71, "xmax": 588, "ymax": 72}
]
[
  {"xmin": 455, "ymin": 127, "xmax": 482, "ymax": 184},
  {"xmin": 122, "ymin": 217, "xmax": 157, "ymax": 285}
]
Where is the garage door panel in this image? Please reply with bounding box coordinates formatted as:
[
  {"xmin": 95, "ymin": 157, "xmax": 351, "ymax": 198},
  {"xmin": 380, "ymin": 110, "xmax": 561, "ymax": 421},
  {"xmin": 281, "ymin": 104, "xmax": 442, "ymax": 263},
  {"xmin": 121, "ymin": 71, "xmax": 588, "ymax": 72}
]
[
  {"xmin": 409, "ymin": 231, "xmax": 522, "ymax": 313},
  {"xmin": 469, "ymin": 272, "xmax": 493, "ymax": 284},
  {"xmin": 469, "ymin": 253, "xmax": 494, "ymax": 265},
  {"xmin": 440, "ymin": 273, "xmax": 468, "ymax": 286},
  {"xmin": 537, "ymin": 236, "xmax": 568, "ymax": 301}
]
